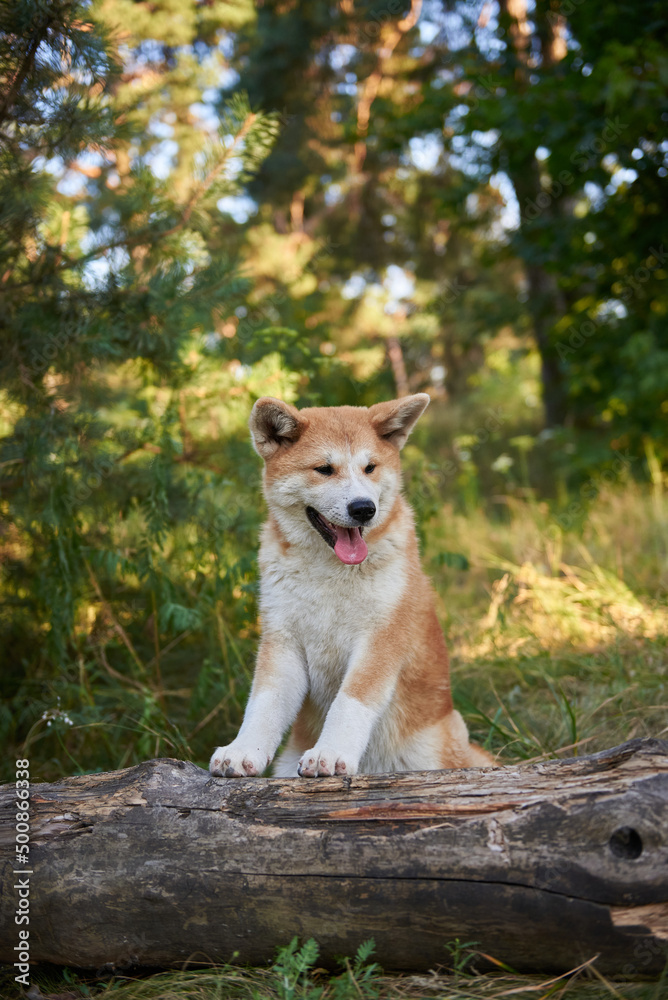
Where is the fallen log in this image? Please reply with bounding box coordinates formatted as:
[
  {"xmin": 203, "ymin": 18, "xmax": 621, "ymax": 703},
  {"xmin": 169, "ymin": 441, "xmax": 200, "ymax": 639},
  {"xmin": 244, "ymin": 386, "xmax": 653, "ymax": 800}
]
[{"xmin": 0, "ymin": 738, "xmax": 667, "ymax": 977}]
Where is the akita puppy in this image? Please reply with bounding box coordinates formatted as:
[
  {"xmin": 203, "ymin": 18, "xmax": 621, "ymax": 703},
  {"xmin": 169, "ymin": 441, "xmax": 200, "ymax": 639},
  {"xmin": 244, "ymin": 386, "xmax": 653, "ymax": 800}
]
[{"xmin": 209, "ymin": 394, "xmax": 493, "ymax": 779}]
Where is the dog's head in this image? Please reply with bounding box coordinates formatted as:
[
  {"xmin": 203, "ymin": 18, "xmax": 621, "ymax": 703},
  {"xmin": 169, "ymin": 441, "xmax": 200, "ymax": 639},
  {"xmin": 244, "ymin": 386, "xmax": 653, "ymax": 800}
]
[{"xmin": 249, "ymin": 395, "xmax": 429, "ymax": 565}]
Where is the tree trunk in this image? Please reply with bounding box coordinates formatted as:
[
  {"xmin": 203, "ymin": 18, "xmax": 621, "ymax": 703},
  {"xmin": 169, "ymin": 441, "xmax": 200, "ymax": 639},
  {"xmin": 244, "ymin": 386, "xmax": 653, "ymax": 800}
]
[
  {"xmin": 1, "ymin": 739, "xmax": 667, "ymax": 975},
  {"xmin": 498, "ymin": 0, "xmax": 571, "ymax": 427}
]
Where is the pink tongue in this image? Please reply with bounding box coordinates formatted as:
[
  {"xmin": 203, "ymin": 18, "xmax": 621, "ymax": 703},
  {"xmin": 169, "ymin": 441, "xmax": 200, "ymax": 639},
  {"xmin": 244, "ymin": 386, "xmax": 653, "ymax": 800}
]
[{"xmin": 333, "ymin": 525, "xmax": 368, "ymax": 565}]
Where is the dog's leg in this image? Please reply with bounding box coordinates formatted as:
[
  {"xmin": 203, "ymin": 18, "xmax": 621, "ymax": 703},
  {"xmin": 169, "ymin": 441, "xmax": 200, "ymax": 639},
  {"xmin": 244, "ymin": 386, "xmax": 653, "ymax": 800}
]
[
  {"xmin": 297, "ymin": 644, "xmax": 396, "ymax": 778},
  {"xmin": 209, "ymin": 636, "xmax": 307, "ymax": 777}
]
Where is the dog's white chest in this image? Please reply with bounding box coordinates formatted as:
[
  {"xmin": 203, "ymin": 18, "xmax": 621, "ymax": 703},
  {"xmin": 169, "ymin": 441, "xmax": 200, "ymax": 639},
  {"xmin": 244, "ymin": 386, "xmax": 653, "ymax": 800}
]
[{"xmin": 259, "ymin": 544, "xmax": 406, "ymax": 709}]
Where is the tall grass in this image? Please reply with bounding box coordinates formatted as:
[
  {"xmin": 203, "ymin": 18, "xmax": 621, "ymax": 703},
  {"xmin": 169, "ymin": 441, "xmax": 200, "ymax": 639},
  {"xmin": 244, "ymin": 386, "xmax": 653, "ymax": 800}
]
[
  {"xmin": 4, "ymin": 480, "xmax": 667, "ymax": 783},
  {"xmin": 426, "ymin": 483, "xmax": 668, "ymax": 761}
]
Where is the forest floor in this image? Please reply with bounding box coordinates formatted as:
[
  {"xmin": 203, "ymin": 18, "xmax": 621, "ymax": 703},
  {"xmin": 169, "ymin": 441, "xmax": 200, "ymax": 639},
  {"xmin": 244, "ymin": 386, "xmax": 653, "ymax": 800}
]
[{"xmin": 1, "ymin": 939, "xmax": 666, "ymax": 1000}]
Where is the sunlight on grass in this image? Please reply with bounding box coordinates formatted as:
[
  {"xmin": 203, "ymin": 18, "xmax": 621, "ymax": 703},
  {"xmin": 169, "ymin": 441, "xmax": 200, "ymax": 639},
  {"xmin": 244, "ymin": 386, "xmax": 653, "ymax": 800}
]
[{"xmin": 425, "ymin": 486, "xmax": 668, "ymax": 762}]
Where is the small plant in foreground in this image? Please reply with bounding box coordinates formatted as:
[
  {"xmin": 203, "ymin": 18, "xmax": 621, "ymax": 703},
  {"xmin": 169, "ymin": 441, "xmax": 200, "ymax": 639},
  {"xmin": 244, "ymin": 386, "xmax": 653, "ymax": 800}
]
[
  {"xmin": 270, "ymin": 937, "xmax": 380, "ymax": 1000},
  {"xmin": 272, "ymin": 937, "xmax": 323, "ymax": 1000},
  {"xmin": 332, "ymin": 939, "xmax": 381, "ymax": 999},
  {"xmin": 445, "ymin": 937, "xmax": 480, "ymax": 978}
]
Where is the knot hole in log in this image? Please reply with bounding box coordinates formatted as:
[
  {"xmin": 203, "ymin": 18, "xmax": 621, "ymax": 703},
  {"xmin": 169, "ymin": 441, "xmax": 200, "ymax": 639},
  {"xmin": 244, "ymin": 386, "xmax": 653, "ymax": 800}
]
[{"xmin": 609, "ymin": 826, "xmax": 643, "ymax": 860}]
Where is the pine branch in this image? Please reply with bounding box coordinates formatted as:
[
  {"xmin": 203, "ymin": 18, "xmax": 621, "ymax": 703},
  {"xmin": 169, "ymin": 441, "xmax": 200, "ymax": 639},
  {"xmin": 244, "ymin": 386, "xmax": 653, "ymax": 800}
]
[
  {"xmin": 0, "ymin": 27, "xmax": 46, "ymax": 127},
  {"xmin": 175, "ymin": 111, "xmax": 258, "ymax": 234},
  {"xmin": 2, "ymin": 110, "xmax": 262, "ymax": 290}
]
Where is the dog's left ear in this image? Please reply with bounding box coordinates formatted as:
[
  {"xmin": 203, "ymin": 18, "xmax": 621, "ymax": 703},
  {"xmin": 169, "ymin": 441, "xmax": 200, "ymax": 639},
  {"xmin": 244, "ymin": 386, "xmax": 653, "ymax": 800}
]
[
  {"xmin": 369, "ymin": 393, "xmax": 430, "ymax": 450},
  {"xmin": 249, "ymin": 397, "xmax": 308, "ymax": 460}
]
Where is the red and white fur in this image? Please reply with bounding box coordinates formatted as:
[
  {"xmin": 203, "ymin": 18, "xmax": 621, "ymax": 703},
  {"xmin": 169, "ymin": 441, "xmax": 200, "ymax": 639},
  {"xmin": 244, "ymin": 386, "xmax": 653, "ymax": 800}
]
[{"xmin": 209, "ymin": 394, "xmax": 493, "ymax": 778}]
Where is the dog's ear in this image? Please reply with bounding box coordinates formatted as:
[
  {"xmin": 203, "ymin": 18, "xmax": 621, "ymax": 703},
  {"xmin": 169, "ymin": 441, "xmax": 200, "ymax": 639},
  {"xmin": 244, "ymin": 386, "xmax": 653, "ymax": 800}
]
[
  {"xmin": 249, "ymin": 397, "xmax": 307, "ymax": 460},
  {"xmin": 369, "ymin": 393, "xmax": 430, "ymax": 450}
]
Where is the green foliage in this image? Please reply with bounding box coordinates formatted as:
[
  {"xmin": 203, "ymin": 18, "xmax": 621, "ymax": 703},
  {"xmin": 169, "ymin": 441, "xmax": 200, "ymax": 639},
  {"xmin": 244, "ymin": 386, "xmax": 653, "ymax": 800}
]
[
  {"xmin": 0, "ymin": 0, "xmax": 290, "ymax": 777},
  {"xmin": 444, "ymin": 938, "xmax": 481, "ymax": 978},
  {"xmin": 272, "ymin": 938, "xmax": 323, "ymax": 1000},
  {"xmin": 270, "ymin": 937, "xmax": 381, "ymax": 1000},
  {"xmin": 0, "ymin": 6, "xmax": 667, "ymax": 997},
  {"xmin": 332, "ymin": 939, "xmax": 382, "ymax": 1000},
  {"xmin": 1, "ymin": 944, "xmax": 666, "ymax": 999},
  {"xmin": 222, "ymin": 0, "xmax": 668, "ymax": 464},
  {"xmin": 443, "ymin": 0, "xmax": 668, "ymax": 442},
  {"xmin": 1, "ymin": 0, "xmax": 667, "ymax": 797}
]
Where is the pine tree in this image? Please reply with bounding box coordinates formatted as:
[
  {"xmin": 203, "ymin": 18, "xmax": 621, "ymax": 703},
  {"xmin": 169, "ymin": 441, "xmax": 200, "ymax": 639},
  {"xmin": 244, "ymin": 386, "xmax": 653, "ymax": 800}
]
[{"xmin": 0, "ymin": 0, "xmax": 281, "ymax": 775}]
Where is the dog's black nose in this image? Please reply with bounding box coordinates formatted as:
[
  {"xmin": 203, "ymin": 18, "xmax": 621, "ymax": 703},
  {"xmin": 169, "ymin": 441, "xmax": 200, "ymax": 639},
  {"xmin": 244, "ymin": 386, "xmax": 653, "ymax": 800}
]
[{"xmin": 348, "ymin": 498, "xmax": 376, "ymax": 523}]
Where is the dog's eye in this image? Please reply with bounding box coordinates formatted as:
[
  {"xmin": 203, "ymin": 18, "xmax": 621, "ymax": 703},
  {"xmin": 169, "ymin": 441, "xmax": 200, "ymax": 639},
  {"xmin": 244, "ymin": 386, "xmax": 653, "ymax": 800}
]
[
  {"xmin": 315, "ymin": 465, "xmax": 334, "ymax": 476},
  {"xmin": 364, "ymin": 464, "xmax": 376, "ymax": 474}
]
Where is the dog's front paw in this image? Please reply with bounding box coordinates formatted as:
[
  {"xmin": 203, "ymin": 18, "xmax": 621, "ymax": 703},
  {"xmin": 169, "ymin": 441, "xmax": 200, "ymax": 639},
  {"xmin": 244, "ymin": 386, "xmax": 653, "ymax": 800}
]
[
  {"xmin": 298, "ymin": 747, "xmax": 356, "ymax": 777},
  {"xmin": 209, "ymin": 744, "xmax": 270, "ymax": 778}
]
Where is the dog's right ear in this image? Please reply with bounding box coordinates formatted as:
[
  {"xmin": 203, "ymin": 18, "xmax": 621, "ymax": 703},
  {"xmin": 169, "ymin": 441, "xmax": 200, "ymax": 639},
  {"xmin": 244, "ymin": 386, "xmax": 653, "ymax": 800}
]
[
  {"xmin": 249, "ymin": 397, "xmax": 307, "ymax": 460},
  {"xmin": 369, "ymin": 393, "xmax": 430, "ymax": 450}
]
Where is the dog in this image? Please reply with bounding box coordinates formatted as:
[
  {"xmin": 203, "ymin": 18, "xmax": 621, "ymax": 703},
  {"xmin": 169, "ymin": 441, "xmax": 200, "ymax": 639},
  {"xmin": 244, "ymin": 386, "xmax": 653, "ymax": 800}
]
[{"xmin": 209, "ymin": 393, "xmax": 494, "ymax": 778}]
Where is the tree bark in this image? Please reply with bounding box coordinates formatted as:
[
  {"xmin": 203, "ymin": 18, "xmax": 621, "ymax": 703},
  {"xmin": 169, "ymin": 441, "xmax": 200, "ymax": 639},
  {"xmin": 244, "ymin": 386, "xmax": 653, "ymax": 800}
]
[{"xmin": 1, "ymin": 739, "xmax": 667, "ymax": 975}]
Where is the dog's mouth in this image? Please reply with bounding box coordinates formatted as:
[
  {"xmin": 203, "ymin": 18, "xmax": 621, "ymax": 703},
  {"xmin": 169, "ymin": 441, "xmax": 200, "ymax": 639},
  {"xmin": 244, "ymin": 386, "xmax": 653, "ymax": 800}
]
[{"xmin": 306, "ymin": 506, "xmax": 368, "ymax": 565}]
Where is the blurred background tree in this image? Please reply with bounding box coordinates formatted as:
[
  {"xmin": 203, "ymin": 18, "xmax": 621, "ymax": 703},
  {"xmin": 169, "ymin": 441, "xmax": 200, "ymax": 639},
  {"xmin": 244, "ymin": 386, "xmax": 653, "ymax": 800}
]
[
  {"xmin": 230, "ymin": 0, "xmax": 667, "ymax": 448},
  {"xmin": 1, "ymin": 0, "xmax": 666, "ymax": 781}
]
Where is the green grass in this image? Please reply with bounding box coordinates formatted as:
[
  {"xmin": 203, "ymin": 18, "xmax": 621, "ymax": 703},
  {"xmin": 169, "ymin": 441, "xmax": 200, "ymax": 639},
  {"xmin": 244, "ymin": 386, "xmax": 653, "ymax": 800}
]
[
  {"xmin": 8, "ymin": 482, "xmax": 667, "ymax": 782},
  {"xmin": 1, "ymin": 938, "xmax": 666, "ymax": 1000},
  {"xmin": 424, "ymin": 484, "xmax": 668, "ymax": 762},
  {"xmin": 2, "ymin": 483, "xmax": 667, "ymax": 998}
]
